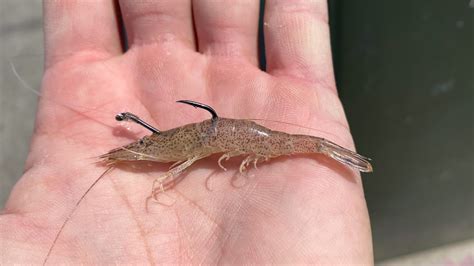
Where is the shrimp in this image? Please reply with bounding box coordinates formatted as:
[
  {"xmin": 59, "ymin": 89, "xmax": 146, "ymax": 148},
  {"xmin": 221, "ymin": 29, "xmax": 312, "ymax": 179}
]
[
  {"xmin": 42, "ymin": 99, "xmax": 373, "ymax": 264},
  {"xmin": 102, "ymin": 100, "xmax": 373, "ymax": 197}
]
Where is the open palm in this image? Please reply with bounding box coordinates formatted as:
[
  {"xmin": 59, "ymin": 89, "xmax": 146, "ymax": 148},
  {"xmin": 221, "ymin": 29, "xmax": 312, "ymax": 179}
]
[{"xmin": 1, "ymin": 1, "xmax": 372, "ymax": 264}]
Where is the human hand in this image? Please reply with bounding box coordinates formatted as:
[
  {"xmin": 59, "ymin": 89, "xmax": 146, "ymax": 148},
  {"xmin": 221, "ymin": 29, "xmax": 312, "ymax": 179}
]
[{"xmin": 1, "ymin": 0, "xmax": 372, "ymax": 264}]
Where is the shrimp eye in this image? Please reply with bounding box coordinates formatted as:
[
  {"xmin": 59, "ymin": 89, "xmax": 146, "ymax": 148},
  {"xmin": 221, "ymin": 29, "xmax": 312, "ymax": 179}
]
[{"xmin": 139, "ymin": 139, "xmax": 145, "ymax": 145}]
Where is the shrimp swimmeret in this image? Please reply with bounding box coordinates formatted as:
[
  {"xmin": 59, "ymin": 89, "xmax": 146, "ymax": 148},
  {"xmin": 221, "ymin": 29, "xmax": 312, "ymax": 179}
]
[{"xmin": 102, "ymin": 100, "xmax": 373, "ymax": 195}]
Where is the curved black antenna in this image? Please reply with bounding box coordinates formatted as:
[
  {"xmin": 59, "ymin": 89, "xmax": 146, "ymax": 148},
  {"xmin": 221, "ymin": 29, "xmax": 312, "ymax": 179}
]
[
  {"xmin": 177, "ymin": 100, "xmax": 218, "ymax": 121},
  {"xmin": 115, "ymin": 112, "xmax": 161, "ymax": 134}
]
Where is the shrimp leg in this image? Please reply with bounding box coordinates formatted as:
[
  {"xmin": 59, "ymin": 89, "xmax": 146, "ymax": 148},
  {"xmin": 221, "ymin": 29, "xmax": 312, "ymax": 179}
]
[
  {"xmin": 151, "ymin": 156, "xmax": 201, "ymax": 199},
  {"xmin": 218, "ymin": 152, "xmax": 244, "ymax": 171},
  {"xmin": 239, "ymin": 155, "xmax": 269, "ymax": 174}
]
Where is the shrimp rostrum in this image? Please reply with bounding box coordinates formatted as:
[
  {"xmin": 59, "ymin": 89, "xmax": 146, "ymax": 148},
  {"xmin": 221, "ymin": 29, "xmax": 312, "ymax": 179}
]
[{"xmin": 101, "ymin": 100, "xmax": 373, "ymax": 196}]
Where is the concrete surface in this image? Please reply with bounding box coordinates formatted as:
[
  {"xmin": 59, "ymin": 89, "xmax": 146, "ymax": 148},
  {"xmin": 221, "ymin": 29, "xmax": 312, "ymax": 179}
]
[{"xmin": 0, "ymin": 0, "xmax": 42, "ymax": 208}]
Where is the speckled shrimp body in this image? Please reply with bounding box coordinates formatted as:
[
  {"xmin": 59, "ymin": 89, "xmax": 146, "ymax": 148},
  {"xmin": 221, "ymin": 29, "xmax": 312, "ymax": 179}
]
[
  {"xmin": 42, "ymin": 102, "xmax": 373, "ymax": 266},
  {"xmin": 101, "ymin": 100, "xmax": 373, "ymax": 194}
]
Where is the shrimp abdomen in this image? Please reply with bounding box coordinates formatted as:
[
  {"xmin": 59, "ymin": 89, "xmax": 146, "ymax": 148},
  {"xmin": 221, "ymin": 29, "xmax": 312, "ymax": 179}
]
[{"xmin": 289, "ymin": 134, "xmax": 373, "ymax": 172}]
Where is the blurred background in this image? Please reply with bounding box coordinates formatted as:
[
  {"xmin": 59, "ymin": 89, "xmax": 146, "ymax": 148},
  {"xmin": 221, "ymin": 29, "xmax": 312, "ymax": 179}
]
[{"xmin": 1, "ymin": 0, "xmax": 472, "ymax": 264}]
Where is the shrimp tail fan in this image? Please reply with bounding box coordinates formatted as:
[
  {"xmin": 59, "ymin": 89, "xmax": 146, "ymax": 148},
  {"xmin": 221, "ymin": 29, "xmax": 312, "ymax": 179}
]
[{"xmin": 321, "ymin": 140, "xmax": 373, "ymax": 172}]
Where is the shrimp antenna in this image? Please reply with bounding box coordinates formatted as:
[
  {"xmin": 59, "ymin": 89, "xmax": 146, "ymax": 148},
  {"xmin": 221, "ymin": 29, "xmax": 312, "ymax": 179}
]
[
  {"xmin": 115, "ymin": 112, "xmax": 161, "ymax": 134},
  {"xmin": 177, "ymin": 100, "xmax": 218, "ymax": 121},
  {"xmin": 43, "ymin": 166, "xmax": 115, "ymax": 264}
]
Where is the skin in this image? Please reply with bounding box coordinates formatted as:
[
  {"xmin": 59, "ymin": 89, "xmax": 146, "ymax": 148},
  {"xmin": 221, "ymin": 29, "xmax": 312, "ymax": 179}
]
[{"xmin": 1, "ymin": 0, "xmax": 373, "ymax": 264}]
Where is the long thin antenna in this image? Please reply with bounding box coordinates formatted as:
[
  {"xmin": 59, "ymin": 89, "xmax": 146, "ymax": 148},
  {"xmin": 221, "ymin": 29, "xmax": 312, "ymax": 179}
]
[
  {"xmin": 43, "ymin": 166, "xmax": 114, "ymax": 265},
  {"xmin": 115, "ymin": 112, "xmax": 160, "ymax": 134},
  {"xmin": 9, "ymin": 59, "xmax": 41, "ymax": 96}
]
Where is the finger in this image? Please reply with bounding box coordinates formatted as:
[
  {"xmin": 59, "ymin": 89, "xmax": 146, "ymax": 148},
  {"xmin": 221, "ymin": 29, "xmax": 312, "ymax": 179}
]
[
  {"xmin": 43, "ymin": 0, "xmax": 122, "ymax": 68},
  {"xmin": 119, "ymin": 0, "xmax": 195, "ymax": 49},
  {"xmin": 264, "ymin": 0, "xmax": 335, "ymax": 87},
  {"xmin": 193, "ymin": 0, "xmax": 260, "ymax": 65}
]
